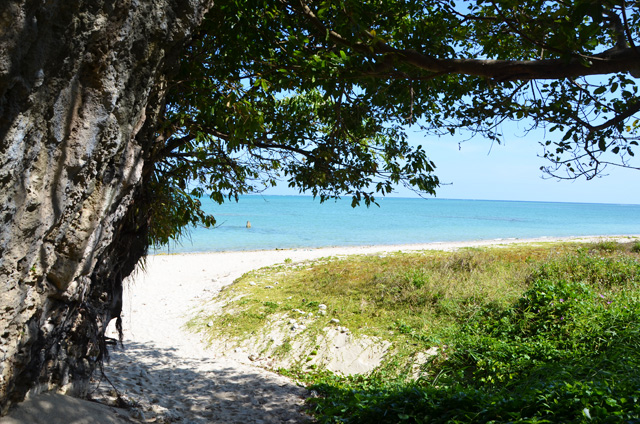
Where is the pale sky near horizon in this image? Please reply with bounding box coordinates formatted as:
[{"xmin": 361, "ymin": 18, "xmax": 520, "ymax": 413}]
[
  {"xmin": 401, "ymin": 128, "xmax": 640, "ymax": 205},
  {"xmin": 265, "ymin": 126, "xmax": 640, "ymax": 205}
]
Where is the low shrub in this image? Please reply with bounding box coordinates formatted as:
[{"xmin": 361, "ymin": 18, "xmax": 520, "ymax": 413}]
[{"xmin": 306, "ymin": 248, "xmax": 640, "ymax": 423}]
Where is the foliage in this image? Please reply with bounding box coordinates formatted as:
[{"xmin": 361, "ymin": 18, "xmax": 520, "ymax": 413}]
[
  {"xmin": 148, "ymin": 0, "xmax": 640, "ymax": 245},
  {"xmin": 298, "ymin": 244, "xmax": 640, "ymax": 423}
]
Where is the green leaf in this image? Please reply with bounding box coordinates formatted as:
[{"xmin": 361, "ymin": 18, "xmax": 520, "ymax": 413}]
[
  {"xmin": 598, "ymin": 138, "xmax": 606, "ymax": 151},
  {"xmin": 593, "ymin": 86, "xmax": 606, "ymax": 95}
]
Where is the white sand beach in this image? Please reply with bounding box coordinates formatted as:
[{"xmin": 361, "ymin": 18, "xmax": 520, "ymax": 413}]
[{"xmin": 2, "ymin": 235, "xmax": 638, "ymax": 424}]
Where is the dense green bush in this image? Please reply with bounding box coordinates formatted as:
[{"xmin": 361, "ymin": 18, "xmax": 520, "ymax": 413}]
[{"xmin": 307, "ymin": 250, "xmax": 640, "ymax": 423}]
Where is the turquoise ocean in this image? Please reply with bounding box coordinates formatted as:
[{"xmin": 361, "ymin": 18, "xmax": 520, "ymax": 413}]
[{"xmin": 156, "ymin": 196, "xmax": 640, "ymax": 253}]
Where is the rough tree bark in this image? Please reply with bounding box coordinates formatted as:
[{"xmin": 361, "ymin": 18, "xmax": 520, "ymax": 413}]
[{"xmin": 0, "ymin": 0, "xmax": 210, "ymax": 413}]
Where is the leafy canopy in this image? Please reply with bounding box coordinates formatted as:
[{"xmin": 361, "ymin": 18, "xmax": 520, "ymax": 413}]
[{"xmin": 146, "ymin": 0, "xmax": 640, "ymax": 245}]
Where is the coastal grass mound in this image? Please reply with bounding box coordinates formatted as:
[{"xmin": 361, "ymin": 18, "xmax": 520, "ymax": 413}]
[{"xmin": 192, "ymin": 240, "xmax": 640, "ymax": 423}]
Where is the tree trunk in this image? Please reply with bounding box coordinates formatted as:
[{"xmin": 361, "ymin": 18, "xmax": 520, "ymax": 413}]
[{"xmin": 0, "ymin": 0, "xmax": 210, "ymax": 413}]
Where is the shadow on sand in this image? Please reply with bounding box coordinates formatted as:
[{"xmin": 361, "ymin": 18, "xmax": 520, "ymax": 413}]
[{"xmin": 92, "ymin": 341, "xmax": 310, "ymax": 423}]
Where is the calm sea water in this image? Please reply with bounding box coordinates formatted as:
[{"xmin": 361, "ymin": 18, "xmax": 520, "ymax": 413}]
[{"xmin": 156, "ymin": 196, "xmax": 640, "ymax": 253}]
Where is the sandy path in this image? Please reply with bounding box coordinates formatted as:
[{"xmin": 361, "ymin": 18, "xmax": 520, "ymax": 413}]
[
  {"xmin": 4, "ymin": 235, "xmax": 637, "ymax": 423},
  {"xmin": 96, "ymin": 250, "xmax": 323, "ymax": 423}
]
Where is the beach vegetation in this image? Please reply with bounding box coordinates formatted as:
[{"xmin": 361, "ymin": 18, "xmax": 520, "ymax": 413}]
[
  {"xmin": 191, "ymin": 241, "xmax": 640, "ymax": 423},
  {"xmin": 145, "ymin": 0, "xmax": 640, "ymax": 247},
  {"xmin": 593, "ymin": 239, "xmax": 626, "ymax": 253}
]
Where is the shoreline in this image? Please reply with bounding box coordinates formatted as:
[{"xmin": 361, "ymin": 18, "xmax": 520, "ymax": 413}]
[{"xmin": 151, "ymin": 234, "xmax": 640, "ymax": 257}]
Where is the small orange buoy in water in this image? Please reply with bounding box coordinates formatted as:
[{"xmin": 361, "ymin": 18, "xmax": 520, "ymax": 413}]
[{"xmin": 246, "ymin": 221, "xmax": 251, "ymax": 228}]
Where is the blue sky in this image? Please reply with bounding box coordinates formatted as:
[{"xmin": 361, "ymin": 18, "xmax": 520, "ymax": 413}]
[
  {"xmin": 266, "ymin": 128, "xmax": 640, "ymax": 205},
  {"xmin": 401, "ymin": 129, "xmax": 640, "ymax": 205}
]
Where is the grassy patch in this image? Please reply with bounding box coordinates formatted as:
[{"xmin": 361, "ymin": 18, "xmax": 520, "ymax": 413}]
[
  {"xmin": 191, "ymin": 240, "xmax": 640, "ymax": 422},
  {"xmin": 192, "ymin": 246, "xmax": 559, "ymax": 363},
  {"xmin": 305, "ymin": 243, "xmax": 640, "ymax": 423}
]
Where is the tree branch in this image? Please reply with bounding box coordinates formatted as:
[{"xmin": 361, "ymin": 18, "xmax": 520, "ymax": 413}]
[
  {"xmin": 621, "ymin": 1, "xmax": 640, "ymax": 58},
  {"xmin": 372, "ymin": 43, "xmax": 640, "ymax": 82},
  {"xmin": 591, "ymin": 101, "xmax": 640, "ymax": 132},
  {"xmin": 294, "ymin": 0, "xmax": 640, "ymax": 81}
]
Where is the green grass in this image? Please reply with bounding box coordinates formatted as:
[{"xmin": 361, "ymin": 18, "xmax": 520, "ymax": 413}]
[
  {"xmin": 191, "ymin": 246, "xmax": 547, "ymax": 360},
  {"xmin": 191, "ymin": 240, "xmax": 640, "ymax": 423}
]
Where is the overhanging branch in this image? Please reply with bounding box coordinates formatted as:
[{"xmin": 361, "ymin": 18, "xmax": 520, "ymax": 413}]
[{"xmin": 295, "ymin": 0, "xmax": 640, "ymax": 82}]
